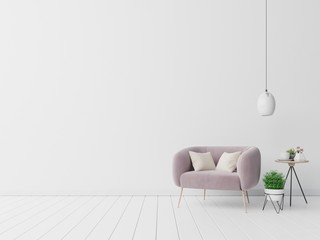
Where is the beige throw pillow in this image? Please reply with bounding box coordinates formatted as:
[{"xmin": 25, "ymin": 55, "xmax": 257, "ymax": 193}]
[
  {"xmin": 189, "ymin": 151, "xmax": 216, "ymax": 171},
  {"xmin": 216, "ymin": 151, "xmax": 241, "ymax": 172}
]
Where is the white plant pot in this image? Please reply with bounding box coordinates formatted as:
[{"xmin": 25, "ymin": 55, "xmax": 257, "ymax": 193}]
[{"xmin": 265, "ymin": 189, "xmax": 285, "ymax": 202}]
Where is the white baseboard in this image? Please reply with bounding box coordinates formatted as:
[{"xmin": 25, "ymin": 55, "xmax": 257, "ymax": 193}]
[{"xmin": 0, "ymin": 188, "xmax": 318, "ymax": 196}]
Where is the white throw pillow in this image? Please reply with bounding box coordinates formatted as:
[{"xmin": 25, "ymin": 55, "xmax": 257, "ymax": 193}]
[
  {"xmin": 189, "ymin": 151, "xmax": 216, "ymax": 171},
  {"xmin": 216, "ymin": 151, "xmax": 241, "ymax": 172}
]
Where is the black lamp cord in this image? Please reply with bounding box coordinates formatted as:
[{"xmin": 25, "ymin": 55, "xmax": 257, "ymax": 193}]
[{"xmin": 265, "ymin": 0, "xmax": 268, "ymax": 92}]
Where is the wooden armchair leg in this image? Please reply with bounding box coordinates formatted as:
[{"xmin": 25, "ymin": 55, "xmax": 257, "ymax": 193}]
[
  {"xmin": 178, "ymin": 187, "xmax": 183, "ymax": 208},
  {"xmin": 246, "ymin": 190, "xmax": 250, "ymax": 204},
  {"xmin": 242, "ymin": 190, "xmax": 247, "ymax": 213}
]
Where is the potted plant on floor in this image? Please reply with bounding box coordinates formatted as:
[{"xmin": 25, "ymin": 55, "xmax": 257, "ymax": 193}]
[{"xmin": 263, "ymin": 170, "xmax": 286, "ymax": 202}]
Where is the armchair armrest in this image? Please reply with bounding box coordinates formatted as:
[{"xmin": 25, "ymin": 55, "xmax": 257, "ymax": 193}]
[
  {"xmin": 172, "ymin": 150, "xmax": 193, "ymax": 187},
  {"xmin": 237, "ymin": 147, "xmax": 261, "ymax": 190}
]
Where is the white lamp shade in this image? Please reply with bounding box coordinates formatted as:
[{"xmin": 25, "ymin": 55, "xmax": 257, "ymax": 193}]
[{"xmin": 257, "ymin": 91, "xmax": 276, "ymax": 116}]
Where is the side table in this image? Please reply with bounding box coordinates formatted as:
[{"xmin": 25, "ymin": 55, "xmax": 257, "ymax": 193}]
[{"xmin": 275, "ymin": 160, "xmax": 308, "ymax": 206}]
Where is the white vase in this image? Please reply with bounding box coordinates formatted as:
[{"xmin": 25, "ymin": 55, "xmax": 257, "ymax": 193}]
[
  {"xmin": 280, "ymin": 152, "xmax": 290, "ymax": 160},
  {"xmin": 294, "ymin": 152, "xmax": 306, "ymax": 161}
]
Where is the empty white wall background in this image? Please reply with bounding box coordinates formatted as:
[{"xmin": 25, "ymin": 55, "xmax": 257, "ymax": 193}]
[{"xmin": 0, "ymin": 0, "xmax": 319, "ymax": 195}]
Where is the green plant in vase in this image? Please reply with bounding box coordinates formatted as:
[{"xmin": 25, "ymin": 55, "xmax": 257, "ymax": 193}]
[{"xmin": 286, "ymin": 148, "xmax": 296, "ymax": 160}]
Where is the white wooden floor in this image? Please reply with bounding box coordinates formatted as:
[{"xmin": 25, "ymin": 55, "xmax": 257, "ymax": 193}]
[{"xmin": 0, "ymin": 195, "xmax": 318, "ymax": 240}]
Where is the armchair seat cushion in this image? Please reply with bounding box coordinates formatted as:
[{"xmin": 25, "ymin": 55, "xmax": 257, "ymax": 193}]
[{"xmin": 180, "ymin": 170, "xmax": 241, "ymax": 190}]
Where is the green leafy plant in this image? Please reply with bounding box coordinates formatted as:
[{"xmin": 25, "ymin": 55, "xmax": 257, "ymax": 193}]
[
  {"xmin": 287, "ymin": 148, "xmax": 296, "ymax": 159},
  {"xmin": 286, "ymin": 148, "xmax": 296, "ymax": 155},
  {"xmin": 263, "ymin": 170, "xmax": 286, "ymax": 189},
  {"xmin": 287, "ymin": 146, "xmax": 304, "ymax": 154}
]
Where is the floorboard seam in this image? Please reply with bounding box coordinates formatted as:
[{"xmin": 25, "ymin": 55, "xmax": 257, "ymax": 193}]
[
  {"xmin": 108, "ymin": 195, "xmax": 133, "ymax": 240},
  {"xmin": 184, "ymin": 196, "xmax": 204, "ymax": 240},
  {"xmin": 132, "ymin": 195, "xmax": 146, "ymax": 240},
  {"xmin": 83, "ymin": 196, "xmax": 120, "ymax": 240},
  {"xmin": 197, "ymin": 196, "xmax": 228, "ymax": 240},
  {"xmin": 13, "ymin": 197, "xmax": 81, "ymax": 240},
  {"xmin": 0, "ymin": 197, "xmax": 67, "ymax": 236},
  {"xmin": 35, "ymin": 196, "xmax": 95, "ymax": 240},
  {"xmin": 0, "ymin": 196, "xmax": 40, "ymax": 217},
  {"xmin": 58, "ymin": 196, "xmax": 107, "ymax": 240},
  {"xmin": 170, "ymin": 196, "xmax": 181, "ymax": 240},
  {"xmin": 0, "ymin": 197, "xmax": 51, "ymax": 225},
  {"xmin": 209, "ymin": 197, "xmax": 253, "ymax": 240}
]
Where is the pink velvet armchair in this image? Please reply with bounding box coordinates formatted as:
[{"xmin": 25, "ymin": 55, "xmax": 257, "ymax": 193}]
[{"xmin": 172, "ymin": 146, "xmax": 261, "ymax": 212}]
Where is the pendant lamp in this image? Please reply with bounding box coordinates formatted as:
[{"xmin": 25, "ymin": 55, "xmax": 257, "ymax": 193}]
[{"xmin": 257, "ymin": 0, "xmax": 276, "ymax": 116}]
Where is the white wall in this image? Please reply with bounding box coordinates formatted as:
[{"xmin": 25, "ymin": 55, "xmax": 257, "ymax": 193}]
[{"xmin": 0, "ymin": 0, "xmax": 319, "ymax": 195}]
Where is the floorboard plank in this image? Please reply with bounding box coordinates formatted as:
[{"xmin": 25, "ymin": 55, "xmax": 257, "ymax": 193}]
[
  {"xmin": 85, "ymin": 196, "xmax": 132, "ymax": 240},
  {"xmin": 16, "ymin": 197, "xmax": 92, "ymax": 240},
  {"xmin": 185, "ymin": 196, "xmax": 226, "ymax": 240},
  {"xmin": 172, "ymin": 196, "xmax": 203, "ymax": 240},
  {"xmin": 60, "ymin": 196, "xmax": 119, "ymax": 240},
  {"xmin": 0, "ymin": 196, "xmax": 11, "ymax": 204},
  {"xmin": 110, "ymin": 196, "xmax": 145, "ymax": 240},
  {"xmin": 157, "ymin": 196, "xmax": 180, "ymax": 240},
  {"xmin": 0, "ymin": 196, "xmax": 18, "ymax": 208},
  {"xmin": 209, "ymin": 196, "xmax": 275, "ymax": 240},
  {"xmin": 0, "ymin": 197, "xmax": 45, "ymax": 223},
  {"xmin": 0, "ymin": 197, "xmax": 73, "ymax": 239},
  {"xmin": 0, "ymin": 197, "xmax": 64, "ymax": 235},
  {"xmin": 0, "ymin": 195, "xmax": 318, "ymax": 240},
  {"xmin": 39, "ymin": 196, "xmax": 107, "ymax": 240},
  {"xmin": 251, "ymin": 196, "xmax": 319, "ymax": 240},
  {"xmin": 200, "ymin": 196, "xmax": 251, "ymax": 240},
  {"xmin": 133, "ymin": 196, "xmax": 157, "ymax": 240},
  {"xmin": 0, "ymin": 197, "xmax": 28, "ymax": 212},
  {"xmin": 280, "ymin": 198, "xmax": 320, "ymax": 238}
]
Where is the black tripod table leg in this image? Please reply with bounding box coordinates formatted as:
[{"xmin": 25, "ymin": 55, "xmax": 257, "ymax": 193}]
[{"xmin": 292, "ymin": 167, "xmax": 308, "ymax": 204}]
